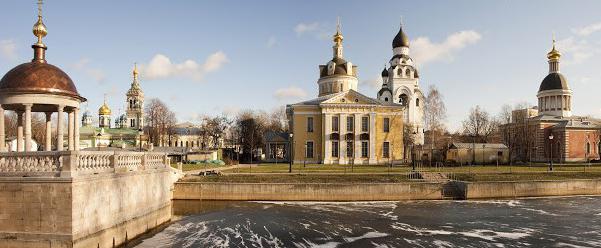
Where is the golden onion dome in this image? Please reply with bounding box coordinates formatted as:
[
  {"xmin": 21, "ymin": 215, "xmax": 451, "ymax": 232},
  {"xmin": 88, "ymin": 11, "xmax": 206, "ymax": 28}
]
[
  {"xmin": 98, "ymin": 103, "xmax": 111, "ymax": 116},
  {"xmin": 32, "ymin": 16, "xmax": 47, "ymax": 45},
  {"xmin": 547, "ymin": 40, "xmax": 561, "ymax": 60}
]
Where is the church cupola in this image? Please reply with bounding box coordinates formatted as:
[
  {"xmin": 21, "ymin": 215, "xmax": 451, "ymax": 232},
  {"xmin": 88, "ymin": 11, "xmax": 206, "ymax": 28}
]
[
  {"xmin": 316, "ymin": 18, "xmax": 359, "ymax": 97},
  {"xmin": 98, "ymin": 95, "xmax": 112, "ymax": 128},
  {"xmin": 537, "ymin": 37, "xmax": 572, "ymax": 117},
  {"xmin": 392, "ymin": 20, "xmax": 410, "ymax": 56}
]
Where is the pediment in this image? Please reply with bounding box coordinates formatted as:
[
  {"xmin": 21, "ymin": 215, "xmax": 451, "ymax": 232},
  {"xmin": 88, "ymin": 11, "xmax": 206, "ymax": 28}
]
[{"xmin": 321, "ymin": 90, "xmax": 381, "ymax": 105}]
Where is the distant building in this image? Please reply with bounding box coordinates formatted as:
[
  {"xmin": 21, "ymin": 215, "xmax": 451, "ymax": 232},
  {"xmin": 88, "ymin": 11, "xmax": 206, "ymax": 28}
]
[
  {"xmin": 446, "ymin": 143, "xmax": 509, "ymax": 165},
  {"xmin": 263, "ymin": 131, "xmax": 290, "ymax": 163},
  {"xmin": 287, "ymin": 21, "xmax": 405, "ymax": 165},
  {"xmin": 79, "ymin": 65, "xmax": 147, "ymax": 149},
  {"xmin": 501, "ymin": 39, "xmax": 601, "ymax": 163}
]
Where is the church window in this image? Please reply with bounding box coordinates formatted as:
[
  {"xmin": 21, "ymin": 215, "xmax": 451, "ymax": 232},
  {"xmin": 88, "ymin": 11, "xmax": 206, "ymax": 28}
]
[
  {"xmin": 405, "ymin": 68, "xmax": 410, "ymax": 78},
  {"xmin": 307, "ymin": 117, "xmax": 314, "ymax": 132},
  {"xmin": 587, "ymin": 142, "xmax": 591, "ymax": 155},
  {"xmin": 399, "ymin": 94, "xmax": 408, "ymax": 106},
  {"xmin": 383, "ymin": 118, "xmax": 390, "ymax": 132},
  {"xmin": 347, "ymin": 116, "xmax": 354, "ymax": 132},
  {"xmin": 332, "ymin": 116, "xmax": 339, "ymax": 132},
  {"xmin": 361, "ymin": 116, "xmax": 369, "ymax": 132},
  {"xmin": 306, "ymin": 141, "xmax": 314, "ymax": 158},
  {"xmin": 384, "ymin": 97, "xmax": 388, "ymax": 102},
  {"xmin": 332, "ymin": 141, "xmax": 339, "ymax": 158},
  {"xmin": 346, "ymin": 141, "xmax": 353, "ymax": 157},
  {"xmin": 340, "ymin": 83, "xmax": 344, "ymax": 91},
  {"xmin": 383, "ymin": 142, "xmax": 390, "ymax": 158},
  {"xmin": 416, "ymin": 98, "xmax": 420, "ymax": 107},
  {"xmin": 361, "ymin": 141, "xmax": 369, "ymax": 158}
]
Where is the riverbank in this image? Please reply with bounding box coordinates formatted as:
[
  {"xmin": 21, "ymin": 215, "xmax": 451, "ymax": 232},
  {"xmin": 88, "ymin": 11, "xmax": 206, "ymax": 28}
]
[{"xmin": 173, "ymin": 178, "xmax": 601, "ymax": 201}]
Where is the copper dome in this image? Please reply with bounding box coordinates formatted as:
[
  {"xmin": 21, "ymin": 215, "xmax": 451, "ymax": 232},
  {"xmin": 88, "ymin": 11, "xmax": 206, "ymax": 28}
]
[{"xmin": 0, "ymin": 61, "xmax": 83, "ymax": 99}]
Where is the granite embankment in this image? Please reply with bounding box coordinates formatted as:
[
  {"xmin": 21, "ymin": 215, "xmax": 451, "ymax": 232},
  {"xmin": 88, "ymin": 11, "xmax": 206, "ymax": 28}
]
[{"xmin": 173, "ymin": 179, "xmax": 601, "ymax": 201}]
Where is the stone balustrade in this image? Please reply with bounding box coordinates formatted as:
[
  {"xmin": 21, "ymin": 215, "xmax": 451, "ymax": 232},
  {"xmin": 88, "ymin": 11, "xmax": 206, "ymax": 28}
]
[{"xmin": 0, "ymin": 150, "xmax": 169, "ymax": 177}]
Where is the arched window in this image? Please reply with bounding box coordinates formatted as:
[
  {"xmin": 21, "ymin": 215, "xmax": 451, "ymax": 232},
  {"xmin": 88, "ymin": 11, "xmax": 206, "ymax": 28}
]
[
  {"xmin": 399, "ymin": 94, "xmax": 408, "ymax": 106},
  {"xmin": 384, "ymin": 97, "xmax": 388, "ymax": 102},
  {"xmin": 416, "ymin": 98, "xmax": 420, "ymax": 107},
  {"xmin": 405, "ymin": 69, "xmax": 411, "ymax": 78}
]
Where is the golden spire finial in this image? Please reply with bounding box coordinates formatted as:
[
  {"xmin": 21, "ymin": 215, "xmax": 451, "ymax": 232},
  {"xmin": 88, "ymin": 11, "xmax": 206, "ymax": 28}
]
[
  {"xmin": 547, "ymin": 32, "xmax": 561, "ymax": 60},
  {"xmin": 133, "ymin": 63, "xmax": 139, "ymax": 78},
  {"xmin": 333, "ymin": 17, "xmax": 343, "ymax": 45},
  {"xmin": 32, "ymin": 0, "xmax": 47, "ymax": 45}
]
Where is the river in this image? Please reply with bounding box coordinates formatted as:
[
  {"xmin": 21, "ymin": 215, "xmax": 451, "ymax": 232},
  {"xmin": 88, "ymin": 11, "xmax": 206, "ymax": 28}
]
[{"xmin": 135, "ymin": 196, "xmax": 601, "ymax": 247}]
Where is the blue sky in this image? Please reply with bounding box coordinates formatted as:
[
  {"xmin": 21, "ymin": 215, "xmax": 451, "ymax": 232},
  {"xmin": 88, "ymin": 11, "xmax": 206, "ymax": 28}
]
[{"xmin": 1, "ymin": 0, "xmax": 601, "ymax": 131}]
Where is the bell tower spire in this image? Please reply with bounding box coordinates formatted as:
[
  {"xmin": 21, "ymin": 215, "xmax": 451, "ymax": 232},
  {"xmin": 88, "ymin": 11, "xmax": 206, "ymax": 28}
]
[
  {"xmin": 332, "ymin": 17, "xmax": 344, "ymax": 58},
  {"xmin": 547, "ymin": 34, "xmax": 561, "ymax": 73}
]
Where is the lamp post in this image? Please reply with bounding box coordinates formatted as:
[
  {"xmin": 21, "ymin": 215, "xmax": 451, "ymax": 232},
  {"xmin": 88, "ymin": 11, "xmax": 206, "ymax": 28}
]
[
  {"xmin": 549, "ymin": 134, "xmax": 554, "ymax": 171},
  {"xmin": 138, "ymin": 128, "xmax": 143, "ymax": 152},
  {"xmin": 288, "ymin": 133, "xmax": 293, "ymax": 173}
]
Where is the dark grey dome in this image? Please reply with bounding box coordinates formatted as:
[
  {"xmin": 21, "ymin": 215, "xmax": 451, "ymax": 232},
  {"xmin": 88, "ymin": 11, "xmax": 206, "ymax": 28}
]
[
  {"xmin": 539, "ymin": 72, "xmax": 569, "ymax": 92},
  {"xmin": 381, "ymin": 67, "xmax": 388, "ymax": 77},
  {"xmin": 392, "ymin": 25, "xmax": 410, "ymax": 48},
  {"xmin": 320, "ymin": 57, "xmax": 352, "ymax": 78}
]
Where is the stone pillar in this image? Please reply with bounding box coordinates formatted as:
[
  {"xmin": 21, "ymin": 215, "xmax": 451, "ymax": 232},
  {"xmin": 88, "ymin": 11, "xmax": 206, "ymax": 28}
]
[
  {"xmin": 24, "ymin": 104, "xmax": 32, "ymax": 152},
  {"xmin": 323, "ymin": 113, "xmax": 331, "ymax": 164},
  {"xmin": 354, "ymin": 113, "xmax": 362, "ymax": 163},
  {"xmin": 57, "ymin": 105, "xmax": 64, "ymax": 151},
  {"xmin": 68, "ymin": 110, "xmax": 74, "ymax": 151},
  {"xmin": 369, "ymin": 112, "xmax": 377, "ymax": 164},
  {"xmin": 339, "ymin": 113, "xmax": 347, "ymax": 164},
  {"xmin": 0, "ymin": 105, "xmax": 5, "ymax": 152},
  {"xmin": 16, "ymin": 111, "xmax": 23, "ymax": 152},
  {"xmin": 74, "ymin": 107, "xmax": 80, "ymax": 151},
  {"xmin": 45, "ymin": 112, "xmax": 52, "ymax": 151}
]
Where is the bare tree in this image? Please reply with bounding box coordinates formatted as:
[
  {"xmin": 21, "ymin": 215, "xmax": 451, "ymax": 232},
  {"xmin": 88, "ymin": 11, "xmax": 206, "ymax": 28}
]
[
  {"xmin": 424, "ymin": 85, "xmax": 447, "ymax": 163},
  {"xmin": 200, "ymin": 115, "xmax": 232, "ymax": 149},
  {"xmin": 144, "ymin": 98, "xmax": 177, "ymax": 146},
  {"xmin": 462, "ymin": 105, "xmax": 498, "ymax": 143}
]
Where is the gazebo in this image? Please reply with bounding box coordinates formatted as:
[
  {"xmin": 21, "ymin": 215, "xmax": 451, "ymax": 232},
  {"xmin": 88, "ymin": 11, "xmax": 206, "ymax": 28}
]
[{"xmin": 0, "ymin": 3, "xmax": 86, "ymax": 152}]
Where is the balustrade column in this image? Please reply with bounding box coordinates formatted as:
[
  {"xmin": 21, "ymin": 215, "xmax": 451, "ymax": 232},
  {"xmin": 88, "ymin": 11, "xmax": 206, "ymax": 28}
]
[
  {"xmin": 45, "ymin": 112, "xmax": 52, "ymax": 151},
  {"xmin": 24, "ymin": 104, "xmax": 32, "ymax": 152},
  {"xmin": 68, "ymin": 110, "xmax": 74, "ymax": 151},
  {"xmin": 74, "ymin": 107, "xmax": 80, "ymax": 151},
  {"xmin": 17, "ymin": 111, "xmax": 23, "ymax": 152},
  {"xmin": 0, "ymin": 105, "xmax": 5, "ymax": 152},
  {"xmin": 57, "ymin": 105, "xmax": 64, "ymax": 151}
]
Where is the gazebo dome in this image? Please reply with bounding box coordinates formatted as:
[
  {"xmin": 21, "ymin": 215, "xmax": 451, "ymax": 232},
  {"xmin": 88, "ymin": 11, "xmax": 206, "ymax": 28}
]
[{"xmin": 0, "ymin": 62, "xmax": 82, "ymax": 99}]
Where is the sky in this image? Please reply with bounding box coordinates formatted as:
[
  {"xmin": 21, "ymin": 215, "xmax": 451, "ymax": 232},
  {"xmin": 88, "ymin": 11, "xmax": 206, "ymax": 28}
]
[{"xmin": 1, "ymin": 0, "xmax": 601, "ymax": 131}]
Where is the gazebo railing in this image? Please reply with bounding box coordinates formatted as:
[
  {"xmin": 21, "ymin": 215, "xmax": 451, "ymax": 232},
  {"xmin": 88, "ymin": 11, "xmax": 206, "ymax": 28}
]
[{"xmin": 0, "ymin": 151, "xmax": 169, "ymax": 177}]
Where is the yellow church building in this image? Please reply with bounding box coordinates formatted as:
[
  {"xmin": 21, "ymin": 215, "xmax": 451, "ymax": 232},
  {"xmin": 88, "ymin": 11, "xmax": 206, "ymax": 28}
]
[{"xmin": 286, "ymin": 23, "xmax": 404, "ymax": 165}]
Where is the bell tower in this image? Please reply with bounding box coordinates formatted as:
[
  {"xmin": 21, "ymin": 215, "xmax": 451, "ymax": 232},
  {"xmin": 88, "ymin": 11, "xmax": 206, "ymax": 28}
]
[{"xmin": 126, "ymin": 64, "xmax": 144, "ymax": 129}]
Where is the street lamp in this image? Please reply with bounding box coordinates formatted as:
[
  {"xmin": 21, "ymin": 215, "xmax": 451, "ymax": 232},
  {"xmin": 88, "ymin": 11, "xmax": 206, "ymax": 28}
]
[
  {"xmin": 288, "ymin": 133, "xmax": 293, "ymax": 173},
  {"xmin": 549, "ymin": 134, "xmax": 554, "ymax": 171},
  {"xmin": 138, "ymin": 128, "xmax": 143, "ymax": 152}
]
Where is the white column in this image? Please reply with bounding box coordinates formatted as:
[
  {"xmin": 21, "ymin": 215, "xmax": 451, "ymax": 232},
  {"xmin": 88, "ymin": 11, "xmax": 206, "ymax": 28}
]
[
  {"xmin": 16, "ymin": 111, "xmax": 23, "ymax": 152},
  {"xmin": 74, "ymin": 107, "xmax": 80, "ymax": 151},
  {"xmin": 323, "ymin": 113, "xmax": 331, "ymax": 164},
  {"xmin": 354, "ymin": 113, "xmax": 362, "ymax": 163},
  {"xmin": 369, "ymin": 112, "xmax": 377, "ymax": 164},
  {"xmin": 57, "ymin": 105, "xmax": 64, "ymax": 151},
  {"xmin": 24, "ymin": 104, "xmax": 32, "ymax": 152},
  {"xmin": 339, "ymin": 113, "xmax": 347, "ymax": 164},
  {"xmin": 0, "ymin": 105, "xmax": 5, "ymax": 152},
  {"xmin": 68, "ymin": 110, "xmax": 74, "ymax": 151},
  {"xmin": 45, "ymin": 112, "xmax": 52, "ymax": 151}
]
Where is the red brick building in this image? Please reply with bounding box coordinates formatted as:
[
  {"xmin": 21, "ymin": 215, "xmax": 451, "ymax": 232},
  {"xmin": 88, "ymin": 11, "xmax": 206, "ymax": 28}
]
[{"xmin": 501, "ymin": 40, "xmax": 601, "ymax": 163}]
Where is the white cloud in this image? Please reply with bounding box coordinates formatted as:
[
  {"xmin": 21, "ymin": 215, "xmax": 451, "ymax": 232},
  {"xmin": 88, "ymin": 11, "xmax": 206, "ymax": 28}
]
[
  {"xmin": 557, "ymin": 37, "xmax": 599, "ymax": 65},
  {"xmin": 0, "ymin": 39, "xmax": 17, "ymax": 61},
  {"xmin": 267, "ymin": 36, "xmax": 277, "ymax": 48},
  {"xmin": 273, "ymin": 86, "xmax": 307, "ymax": 100},
  {"xmin": 572, "ymin": 22, "xmax": 601, "ymax": 36},
  {"xmin": 411, "ymin": 30, "xmax": 482, "ymax": 65},
  {"xmin": 71, "ymin": 58, "xmax": 106, "ymax": 84},
  {"xmin": 214, "ymin": 105, "xmax": 240, "ymax": 116},
  {"xmin": 294, "ymin": 22, "xmax": 330, "ymax": 40},
  {"xmin": 141, "ymin": 51, "xmax": 229, "ymax": 82}
]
